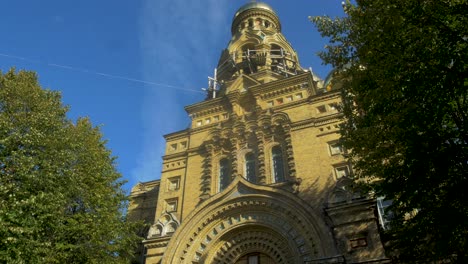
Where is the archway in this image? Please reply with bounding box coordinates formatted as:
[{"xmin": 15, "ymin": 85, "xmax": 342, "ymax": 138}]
[
  {"xmin": 205, "ymin": 225, "xmax": 298, "ymax": 264},
  {"xmin": 162, "ymin": 177, "xmax": 338, "ymax": 263}
]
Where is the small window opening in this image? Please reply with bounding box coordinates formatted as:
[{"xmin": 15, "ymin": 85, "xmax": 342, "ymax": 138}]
[
  {"xmin": 219, "ymin": 158, "xmax": 231, "ymax": 191},
  {"xmin": 272, "ymin": 146, "xmax": 285, "ymax": 183},
  {"xmin": 245, "ymin": 153, "xmax": 257, "ymax": 183}
]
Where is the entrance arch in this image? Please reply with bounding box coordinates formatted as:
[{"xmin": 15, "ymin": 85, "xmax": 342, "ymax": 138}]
[
  {"xmin": 205, "ymin": 225, "xmax": 298, "ymax": 263},
  {"xmin": 162, "ymin": 177, "xmax": 337, "ymax": 263}
]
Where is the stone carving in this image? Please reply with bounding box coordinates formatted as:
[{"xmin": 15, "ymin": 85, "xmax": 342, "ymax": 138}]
[{"xmin": 147, "ymin": 212, "xmax": 180, "ymax": 239}]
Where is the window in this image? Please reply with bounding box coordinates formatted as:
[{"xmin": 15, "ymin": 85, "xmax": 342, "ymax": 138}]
[
  {"xmin": 295, "ymin": 93, "xmax": 303, "ymax": 99},
  {"xmin": 349, "ymin": 237, "xmax": 368, "ymax": 249},
  {"xmin": 219, "ymin": 158, "xmax": 231, "ymax": 192},
  {"xmin": 180, "ymin": 141, "xmax": 187, "ymax": 149},
  {"xmin": 329, "ymin": 142, "xmax": 344, "ymax": 155},
  {"xmin": 286, "ymin": 95, "xmax": 293, "ymax": 102},
  {"xmin": 377, "ymin": 197, "xmax": 393, "ymax": 230},
  {"xmin": 205, "ymin": 118, "xmax": 211, "ymax": 124},
  {"xmin": 329, "ymin": 103, "xmax": 339, "ymax": 111},
  {"xmin": 272, "ymin": 146, "xmax": 285, "ymax": 183},
  {"xmin": 317, "ymin": 105, "xmax": 327, "ymax": 113},
  {"xmin": 248, "ymin": 19, "xmax": 253, "ymax": 28},
  {"xmin": 213, "ymin": 115, "xmax": 219, "ymax": 121},
  {"xmin": 245, "ymin": 153, "xmax": 256, "ymax": 183},
  {"xmin": 170, "ymin": 143, "xmax": 177, "ymax": 151},
  {"xmin": 255, "ymin": 18, "xmax": 262, "ymax": 27},
  {"xmin": 196, "ymin": 120, "xmax": 202, "ymax": 127},
  {"xmin": 166, "ymin": 199, "xmax": 177, "ymax": 212},
  {"xmin": 248, "ymin": 255, "xmax": 259, "ymax": 264},
  {"xmin": 334, "ymin": 165, "xmax": 350, "ymax": 178},
  {"xmin": 258, "ymin": 31, "xmax": 266, "ymax": 40},
  {"xmin": 223, "ymin": 113, "xmax": 229, "ymax": 119},
  {"xmin": 168, "ymin": 176, "xmax": 180, "ymax": 191},
  {"xmin": 276, "ymin": 98, "xmax": 284, "ymax": 105},
  {"xmin": 267, "ymin": 100, "xmax": 274, "ymax": 107}
]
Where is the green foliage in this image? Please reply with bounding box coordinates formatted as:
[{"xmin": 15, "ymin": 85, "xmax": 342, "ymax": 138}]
[
  {"xmin": 311, "ymin": 0, "xmax": 468, "ymax": 262},
  {"xmin": 0, "ymin": 69, "xmax": 142, "ymax": 263}
]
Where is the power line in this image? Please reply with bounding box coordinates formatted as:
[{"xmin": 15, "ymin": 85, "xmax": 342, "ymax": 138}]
[{"xmin": 0, "ymin": 52, "xmax": 204, "ymax": 94}]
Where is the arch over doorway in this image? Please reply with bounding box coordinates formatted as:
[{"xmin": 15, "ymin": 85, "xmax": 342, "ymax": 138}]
[{"xmin": 162, "ymin": 176, "xmax": 338, "ymax": 263}]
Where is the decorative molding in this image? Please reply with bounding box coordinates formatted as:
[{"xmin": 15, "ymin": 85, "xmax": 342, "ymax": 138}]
[
  {"xmin": 250, "ymin": 72, "xmax": 314, "ymax": 98},
  {"xmin": 147, "ymin": 211, "xmax": 180, "ymax": 239},
  {"xmin": 158, "ymin": 177, "xmax": 338, "ymax": 264},
  {"xmin": 185, "ymin": 97, "xmax": 227, "ymax": 119},
  {"xmin": 163, "ymin": 129, "xmax": 189, "ymax": 141}
]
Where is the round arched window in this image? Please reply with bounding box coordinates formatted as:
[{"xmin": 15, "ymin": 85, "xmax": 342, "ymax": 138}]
[
  {"xmin": 272, "ymin": 146, "xmax": 285, "ymax": 183},
  {"xmin": 219, "ymin": 158, "xmax": 231, "ymax": 191},
  {"xmin": 245, "ymin": 152, "xmax": 256, "ymax": 183}
]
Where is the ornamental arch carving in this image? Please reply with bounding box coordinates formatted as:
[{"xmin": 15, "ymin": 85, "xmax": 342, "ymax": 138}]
[
  {"xmin": 161, "ymin": 177, "xmax": 338, "ymax": 264},
  {"xmin": 200, "ymin": 110, "xmax": 296, "ymax": 199}
]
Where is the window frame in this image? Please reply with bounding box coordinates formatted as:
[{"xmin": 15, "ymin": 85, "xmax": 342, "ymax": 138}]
[
  {"xmin": 167, "ymin": 176, "xmax": 180, "ymax": 191},
  {"xmin": 165, "ymin": 199, "xmax": 178, "ymax": 212},
  {"xmin": 328, "ymin": 141, "xmax": 345, "ymax": 156},
  {"xmin": 244, "ymin": 152, "xmax": 257, "ymax": 183},
  {"xmin": 377, "ymin": 197, "xmax": 393, "ymax": 230},
  {"xmin": 219, "ymin": 158, "xmax": 231, "ymax": 192},
  {"xmin": 271, "ymin": 145, "xmax": 286, "ymax": 183},
  {"xmin": 334, "ymin": 164, "xmax": 351, "ymax": 179}
]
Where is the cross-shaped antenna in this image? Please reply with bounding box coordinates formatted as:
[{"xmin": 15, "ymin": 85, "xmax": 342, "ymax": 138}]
[{"xmin": 203, "ymin": 68, "xmax": 219, "ymax": 99}]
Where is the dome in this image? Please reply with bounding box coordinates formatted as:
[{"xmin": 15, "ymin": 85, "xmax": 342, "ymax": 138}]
[
  {"xmin": 233, "ymin": 2, "xmax": 277, "ymax": 20},
  {"xmin": 231, "ymin": 2, "xmax": 281, "ymax": 34}
]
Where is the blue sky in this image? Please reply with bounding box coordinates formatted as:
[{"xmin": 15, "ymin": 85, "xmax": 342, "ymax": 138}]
[{"xmin": 0, "ymin": 0, "xmax": 345, "ymax": 192}]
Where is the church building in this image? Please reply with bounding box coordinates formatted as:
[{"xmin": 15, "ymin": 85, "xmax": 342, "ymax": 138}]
[{"xmin": 128, "ymin": 2, "xmax": 390, "ymax": 263}]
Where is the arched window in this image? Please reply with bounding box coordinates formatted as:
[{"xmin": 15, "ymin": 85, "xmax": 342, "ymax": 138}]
[
  {"xmin": 245, "ymin": 153, "xmax": 256, "ymax": 183},
  {"xmin": 248, "ymin": 19, "xmax": 253, "ymax": 28},
  {"xmin": 241, "ymin": 44, "xmax": 257, "ymax": 74},
  {"xmin": 270, "ymin": 44, "xmax": 283, "ymax": 58},
  {"xmin": 219, "ymin": 158, "xmax": 231, "ymax": 191},
  {"xmin": 255, "ymin": 18, "xmax": 262, "ymax": 28},
  {"xmin": 270, "ymin": 44, "xmax": 284, "ymax": 71},
  {"xmin": 272, "ymin": 146, "xmax": 285, "ymax": 183}
]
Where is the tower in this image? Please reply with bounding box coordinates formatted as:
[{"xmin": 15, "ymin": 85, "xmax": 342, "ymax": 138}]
[{"xmin": 128, "ymin": 2, "xmax": 389, "ymax": 263}]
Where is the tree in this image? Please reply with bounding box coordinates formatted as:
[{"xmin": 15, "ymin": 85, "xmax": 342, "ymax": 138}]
[
  {"xmin": 311, "ymin": 0, "xmax": 468, "ymax": 262},
  {"xmin": 0, "ymin": 69, "xmax": 141, "ymax": 263}
]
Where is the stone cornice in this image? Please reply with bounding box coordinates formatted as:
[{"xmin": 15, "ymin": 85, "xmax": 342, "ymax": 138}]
[
  {"xmin": 326, "ymin": 198, "xmax": 376, "ymax": 212},
  {"xmin": 315, "ymin": 113, "xmax": 344, "ymax": 126},
  {"xmin": 184, "ymin": 97, "xmax": 227, "ymax": 118},
  {"xmin": 250, "ymin": 72, "xmax": 314, "ymax": 99},
  {"xmin": 308, "ymin": 89, "xmax": 342, "ymax": 103},
  {"xmin": 325, "ymin": 198, "xmax": 378, "ymax": 228},
  {"xmin": 291, "ymin": 118, "xmax": 316, "ymax": 131},
  {"xmin": 162, "ymin": 152, "xmax": 188, "ymax": 161},
  {"xmin": 226, "ymin": 90, "xmax": 241, "ymax": 103},
  {"xmin": 290, "ymin": 113, "xmax": 343, "ymax": 131},
  {"xmin": 269, "ymin": 97, "xmax": 309, "ymax": 111},
  {"xmin": 143, "ymin": 236, "xmax": 171, "ymax": 248},
  {"xmin": 130, "ymin": 180, "xmax": 160, "ymax": 196},
  {"xmin": 245, "ymin": 69, "xmax": 285, "ymax": 83},
  {"xmin": 163, "ymin": 129, "xmax": 189, "ymax": 140}
]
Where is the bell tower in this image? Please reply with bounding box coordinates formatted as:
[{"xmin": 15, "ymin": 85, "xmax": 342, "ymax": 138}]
[{"xmin": 215, "ymin": 2, "xmax": 306, "ymax": 94}]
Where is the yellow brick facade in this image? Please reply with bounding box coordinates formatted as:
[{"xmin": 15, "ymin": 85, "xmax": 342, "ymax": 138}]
[{"xmin": 128, "ymin": 2, "xmax": 389, "ymax": 263}]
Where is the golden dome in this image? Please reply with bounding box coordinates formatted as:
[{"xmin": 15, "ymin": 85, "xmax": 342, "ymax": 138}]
[
  {"xmin": 233, "ymin": 2, "xmax": 277, "ymax": 20},
  {"xmin": 231, "ymin": 2, "xmax": 281, "ymax": 34}
]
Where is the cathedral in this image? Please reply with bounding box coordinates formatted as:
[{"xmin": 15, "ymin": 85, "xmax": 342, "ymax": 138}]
[{"xmin": 128, "ymin": 2, "xmax": 390, "ymax": 263}]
